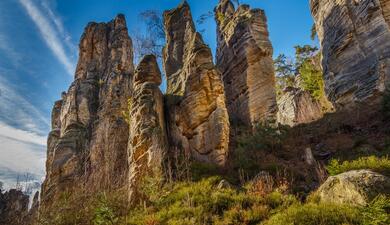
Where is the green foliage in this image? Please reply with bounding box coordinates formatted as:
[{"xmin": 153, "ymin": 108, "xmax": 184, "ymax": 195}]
[
  {"xmin": 263, "ymin": 202, "xmax": 361, "ymax": 225},
  {"xmin": 274, "ymin": 45, "xmax": 325, "ymax": 100},
  {"xmin": 93, "ymin": 194, "xmax": 118, "ymax": 225},
  {"xmin": 274, "ymin": 54, "xmax": 296, "ymax": 97},
  {"xmin": 190, "ymin": 161, "xmax": 222, "ymax": 182},
  {"xmin": 122, "ymin": 98, "xmax": 132, "ymax": 125},
  {"xmin": 361, "ymin": 195, "xmax": 390, "ymax": 225},
  {"xmin": 299, "ymin": 57, "xmax": 325, "ymax": 100},
  {"xmin": 294, "ymin": 45, "xmax": 318, "ymax": 66},
  {"xmin": 326, "ymin": 156, "xmax": 390, "ymax": 176},
  {"xmin": 311, "ymin": 23, "xmax": 317, "ymax": 41},
  {"xmin": 126, "ymin": 177, "xmax": 297, "ymax": 225},
  {"xmin": 233, "ymin": 122, "xmax": 288, "ymax": 179}
]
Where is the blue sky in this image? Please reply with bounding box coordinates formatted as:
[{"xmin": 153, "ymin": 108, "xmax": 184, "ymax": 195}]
[{"xmin": 0, "ymin": 0, "xmax": 316, "ymax": 190}]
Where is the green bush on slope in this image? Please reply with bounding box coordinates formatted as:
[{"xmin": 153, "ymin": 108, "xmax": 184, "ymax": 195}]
[
  {"xmin": 326, "ymin": 156, "xmax": 390, "ymax": 176},
  {"xmin": 126, "ymin": 177, "xmax": 297, "ymax": 225}
]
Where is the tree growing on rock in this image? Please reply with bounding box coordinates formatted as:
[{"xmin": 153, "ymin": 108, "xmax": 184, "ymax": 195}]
[{"xmin": 134, "ymin": 10, "xmax": 165, "ymax": 62}]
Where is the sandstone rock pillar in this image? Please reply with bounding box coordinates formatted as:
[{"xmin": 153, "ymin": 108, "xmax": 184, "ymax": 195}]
[
  {"xmin": 163, "ymin": 1, "xmax": 230, "ymax": 165},
  {"xmin": 215, "ymin": 0, "xmax": 277, "ymax": 127},
  {"xmin": 128, "ymin": 55, "xmax": 167, "ymax": 203},
  {"xmin": 310, "ymin": 0, "xmax": 390, "ymax": 109}
]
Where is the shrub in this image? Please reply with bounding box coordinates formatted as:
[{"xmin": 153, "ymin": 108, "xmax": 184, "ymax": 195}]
[
  {"xmin": 263, "ymin": 202, "xmax": 361, "ymax": 225},
  {"xmin": 361, "ymin": 195, "xmax": 390, "ymax": 225},
  {"xmin": 326, "ymin": 156, "xmax": 390, "ymax": 176},
  {"xmin": 92, "ymin": 194, "xmax": 118, "ymax": 225},
  {"xmin": 126, "ymin": 177, "xmax": 297, "ymax": 225},
  {"xmin": 233, "ymin": 122, "xmax": 288, "ymax": 180}
]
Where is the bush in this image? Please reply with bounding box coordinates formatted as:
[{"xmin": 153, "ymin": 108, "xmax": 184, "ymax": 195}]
[
  {"xmin": 126, "ymin": 177, "xmax": 297, "ymax": 225},
  {"xmin": 361, "ymin": 195, "xmax": 390, "ymax": 225},
  {"xmin": 233, "ymin": 122, "xmax": 288, "ymax": 180},
  {"xmin": 92, "ymin": 194, "xmax": 118, "ymax": 225},
  {"xmin": 263, "ymin": 202, "xmax": 361, "ymax": 225},
  {"xmin": 326, "ymin": 156, "xmax": 390, "ymax": 176}
]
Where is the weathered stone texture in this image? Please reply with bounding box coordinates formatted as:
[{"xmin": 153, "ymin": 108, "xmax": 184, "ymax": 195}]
[
  {"xmin": 277, "ymin": 87, "xmax": 324, "ymax": 127},
  {"xmin": 41, "ymin": 14, "xmax": 134, "ymax": 208},
  {"xmin": 215, "ymin": 0, "xmax": 277, "ymax": 126},
  {"xmin": 317, "ymin": 170, "xmax": 390, "ymax": 206},
  {"xmin": 163, "ymin": 1, "xmax": 230, "ymax": 165},
  {"xmin": 128, "ymin": 55, "xmax": 167, "ymax": 202},
  {"xmin": 0, "ymin": 189, "xmax": 29, "ymax": 225},
  {"xmin": 311, "ymin": 0, "xmax": 390, "ymax": 109}
]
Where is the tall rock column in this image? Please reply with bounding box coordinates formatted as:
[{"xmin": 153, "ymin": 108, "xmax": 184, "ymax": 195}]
[
  {"xmin": 163, "ymin": 1, "xmax": 230, "ymax": 165},
  {"xmin": 128, "ymin": 55, "xmax": 167, "ymax": 203},
  {"xmin": 215, "ymin": 0, "xmax": 277, "ymax": 127},
  {"xmin": 41, "ymin": 15, "xmax": 134, "ymax": 209},
  {"xmin": 310, "ymin": 0, "xmax": 390, "ymax": 109}
]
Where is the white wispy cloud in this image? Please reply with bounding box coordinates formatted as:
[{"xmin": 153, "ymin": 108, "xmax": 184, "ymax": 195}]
[
  {"xmin": 0, "ymin": 76, "xmax": 50, "ymax": 135},
  {"xmin": 0, "ymin": 121, "xmax": 46, "ymax": 146},
  {"xmin": 40, "ymin": 0, "xmax": 76, "ymax": 54},
  {"xmin": 0, "ymin": 77, "xmax": 48, "ymax": 190},
  {"xmin": 19, "ymin": 0, "xmax": 75, "ymax": 76}
]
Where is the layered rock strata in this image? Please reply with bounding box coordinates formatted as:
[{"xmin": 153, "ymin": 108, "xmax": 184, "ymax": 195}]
[
  {"xmin": 41, "ymin": 15, "xmax": 134, "ymax": 208},
  {"xmin": 128, "ymin": 55, "xmax": 167, "ymax": 203},
  {"xmin": 310, "ymin": 0, "xmax": 390, "ymax": 109},
  {"xmin": 277, "ymin": 87, "xmax": 324, "ymax": 127},
  {"xmin": 163, "ymin": 1, "xmax": 230, "ymax": 165},
  {"xmin": 215, "ymin": 0, "xmax": 277, "ymax": 126}
]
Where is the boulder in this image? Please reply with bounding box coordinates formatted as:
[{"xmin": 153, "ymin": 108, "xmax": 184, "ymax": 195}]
[
  {"xmin": 310, "ymin": 0, "xmax": 390, "ymax": 109},
  {"xmin": 215, "ymin": 0, "xmax": 277, "ymax": 126},
  {"xmin": 316, "ymin": 170, "xmax": 390, "ymax": 206},
  {"xmin": 163, "ymin": 1, "xmax": 230, "ymax": 165}
]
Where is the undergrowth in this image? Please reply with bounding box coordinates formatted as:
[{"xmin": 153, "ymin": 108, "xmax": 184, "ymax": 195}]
[{"xmin": 326, "ymin": 156, "xmax": 390, "ymax": 176}]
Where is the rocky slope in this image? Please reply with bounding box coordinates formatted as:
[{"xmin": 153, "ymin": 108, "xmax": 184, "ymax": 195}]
[
  {"xmin": 215, "ymin": 0, "xmax": 277, "ymax": 127},
  {"xmin": 310, "ymin": 0, "xmax": 390, "ymax": 109},
  {"xmin": 41, "ymin": 14, "xmax": 134, "ymax": 209},
  {"xmin": 163, "ymin": 2, "xmax": 230, "ymax": 165}
]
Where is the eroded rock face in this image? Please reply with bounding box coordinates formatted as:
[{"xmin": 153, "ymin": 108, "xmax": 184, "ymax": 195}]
[
  {"xmin": 311, "ymin": 0, "xmax": 390, "ymax": 109},
  {"xmin": 316, "ymin": 170, "xmax": 390, "ymax": 206},
  {"xmin": 0, "ymin": 189, "xmax": 29, "ymax": 225},
  {"xmin": 163, "ymin": 1, "xmax": 230, "ymax": 165},
  {"xmin": 128, "ymin": 55, "xmax": 167, "ymax": 202},
  {"xmin": 215, "ymin": 0, "xmax": 277, "ymax": 126},
  {"xmin": 41, "ymin": 14, "xmax": 134, "ymax": 208},
  {"xmin": 277, "ymin": 87, "xmax": 324, "ymax": 127}
]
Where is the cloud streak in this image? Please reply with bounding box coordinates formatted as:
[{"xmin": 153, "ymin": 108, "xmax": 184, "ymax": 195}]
[
  {"xmin": 0, "ymin": 76, "xmax": 50, "ymax": 135},
  {"xmin": 19, "ymin": 0, "xmax": 75, "ymax": 76},
  {"xmin": 0, "ymin": 77, "xmax": 48, "ymax": 190}
]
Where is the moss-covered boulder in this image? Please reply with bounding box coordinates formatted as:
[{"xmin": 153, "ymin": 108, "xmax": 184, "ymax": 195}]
[{"xmin": 316, "ymin": 170, "xmax": 390, "ymax": 206}]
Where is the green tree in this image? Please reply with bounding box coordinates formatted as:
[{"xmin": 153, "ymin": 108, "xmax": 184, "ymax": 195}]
[{"xmin": 274, "ymin": 54, "xmax": 296, "ymax": 97}]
